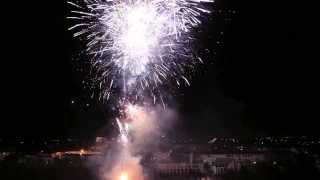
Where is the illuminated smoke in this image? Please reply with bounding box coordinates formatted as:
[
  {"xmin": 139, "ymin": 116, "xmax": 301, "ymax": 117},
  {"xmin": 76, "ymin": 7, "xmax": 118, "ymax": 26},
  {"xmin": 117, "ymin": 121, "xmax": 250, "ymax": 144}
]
[
  {"xmin": 116, "ymin": 102, "xmax": 157, "ymax": 148},
  {"xmin": 93, "ymin": 102, "xmax": 178, "ymax": 180},
  {"xmin": 105, "ymin": 148, "xmax": 144, "ymax": 180},
  {"xmin": 103, "ymin": 103, "xmax": 157, "ymax": 180}
]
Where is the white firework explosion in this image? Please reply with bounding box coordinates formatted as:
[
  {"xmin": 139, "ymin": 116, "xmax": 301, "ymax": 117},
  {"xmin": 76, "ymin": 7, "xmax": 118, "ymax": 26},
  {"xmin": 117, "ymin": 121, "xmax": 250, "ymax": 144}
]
[{"xmin": 68, "ymin": 0, "xmax": 213, "ymax": 101}]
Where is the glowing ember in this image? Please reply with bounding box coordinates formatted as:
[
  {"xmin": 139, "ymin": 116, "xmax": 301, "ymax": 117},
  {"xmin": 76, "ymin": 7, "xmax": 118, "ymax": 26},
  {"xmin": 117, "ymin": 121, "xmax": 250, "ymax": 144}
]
[
  {"xmin": 119, "ymin": 172, "xmax": 128, "ymax": 180},
  {"xmin": 79, "ymin": 149, "xmax": 85, "ymax": 156},
  {"xmin": 107, "ymin": 155, "xmax": 144, "ymax": 180}
]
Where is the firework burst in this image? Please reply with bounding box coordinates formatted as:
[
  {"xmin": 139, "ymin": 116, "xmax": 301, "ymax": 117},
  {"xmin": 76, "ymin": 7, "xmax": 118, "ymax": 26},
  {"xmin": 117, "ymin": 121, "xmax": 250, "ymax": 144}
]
[{"xmin": 68, "ymin": 0, "xmax": 213, "ymax": 101}]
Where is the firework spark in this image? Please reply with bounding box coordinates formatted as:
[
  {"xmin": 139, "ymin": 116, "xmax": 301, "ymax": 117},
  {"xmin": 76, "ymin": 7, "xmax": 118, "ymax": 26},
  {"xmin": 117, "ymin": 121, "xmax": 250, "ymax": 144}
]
[
  {"xmin": 68, "ymin": 0, "xmax": 213, "ymax": 101},
  {"xmin": 116, "ymin": 102, "xmax": 156, "ymax": 145}
]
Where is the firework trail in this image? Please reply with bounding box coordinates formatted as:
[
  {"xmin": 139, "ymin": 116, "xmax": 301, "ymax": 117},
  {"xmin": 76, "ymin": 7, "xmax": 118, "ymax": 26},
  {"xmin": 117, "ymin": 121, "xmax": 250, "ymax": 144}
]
[
  {"xmin": 115, "ymin": 102, "xmax": 155, "ymax": 145},
  {"xmin": 107, "ymin": 103, "xmax": 157, "ymax": 180},
  {"xmin": 68, "ymin": 0, "xmax": 213, "ymax": 102}
]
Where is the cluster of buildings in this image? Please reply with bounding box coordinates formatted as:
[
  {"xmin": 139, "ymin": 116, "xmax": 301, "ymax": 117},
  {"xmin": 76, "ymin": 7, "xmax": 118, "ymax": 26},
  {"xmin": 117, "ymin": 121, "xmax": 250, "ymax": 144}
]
[
  {"xmin": 149, "ymin": 136, "xmax": 320, "ymax": 179},
  {"xmin": 1, "ymin": 136, "xmax": 320, "ymax": 179},
  {"xmin": 150, "ymin": 148, "xmax": 269, "ymax": 178}
]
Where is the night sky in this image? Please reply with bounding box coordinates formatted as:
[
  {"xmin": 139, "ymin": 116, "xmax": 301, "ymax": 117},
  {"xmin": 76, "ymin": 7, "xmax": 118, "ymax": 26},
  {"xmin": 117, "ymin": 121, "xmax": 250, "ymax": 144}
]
[{"xmin": 2, "ymin": 0, "xmax": 316, "ymax": 138}]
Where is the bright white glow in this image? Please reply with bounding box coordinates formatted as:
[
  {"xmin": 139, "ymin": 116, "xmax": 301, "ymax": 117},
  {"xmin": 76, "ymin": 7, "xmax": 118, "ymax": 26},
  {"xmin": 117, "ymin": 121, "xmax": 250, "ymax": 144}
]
[
  {"xmin": 118, "ymin": 4, "xmax": 159, "ymax": 75},
  {"xmin": 68, "ymin": 0, "xmax": 213, "ymax": 99},
  {"xmin": 119, "ymin": 172, "xmax": 128, "ymax": 180}
]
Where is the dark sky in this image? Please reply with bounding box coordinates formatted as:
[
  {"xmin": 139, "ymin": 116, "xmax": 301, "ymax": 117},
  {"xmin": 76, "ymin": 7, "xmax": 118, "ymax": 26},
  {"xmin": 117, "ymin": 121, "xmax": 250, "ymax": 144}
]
[{"xmin": 2, "ymin": 0, "xmax": 317, "ymax": 138}]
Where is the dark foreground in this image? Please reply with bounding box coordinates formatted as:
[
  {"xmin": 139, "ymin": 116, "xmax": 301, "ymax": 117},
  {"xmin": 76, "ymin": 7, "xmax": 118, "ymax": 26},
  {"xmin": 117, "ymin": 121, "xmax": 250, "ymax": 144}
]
[{"xmin": 1, "ymin": 155, "xmax": 320, "ymax": 180}]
